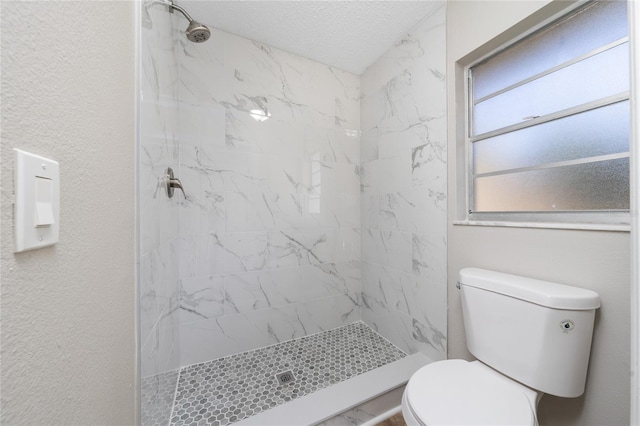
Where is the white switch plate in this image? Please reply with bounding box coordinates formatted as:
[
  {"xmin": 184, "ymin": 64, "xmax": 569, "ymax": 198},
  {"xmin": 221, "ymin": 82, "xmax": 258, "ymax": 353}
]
[{"xmin": 14, "ymin": 149, "xmax": 60, "ymax": 252}]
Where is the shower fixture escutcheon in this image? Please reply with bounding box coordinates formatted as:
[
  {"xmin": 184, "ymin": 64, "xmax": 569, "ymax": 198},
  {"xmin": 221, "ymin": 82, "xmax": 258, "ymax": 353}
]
[{"xmin": 165, "ymin": 167, "xmax": 186, "ymax": 199}]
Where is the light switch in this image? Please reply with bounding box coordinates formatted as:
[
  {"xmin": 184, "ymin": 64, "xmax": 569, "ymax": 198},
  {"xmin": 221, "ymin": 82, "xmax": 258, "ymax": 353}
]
[
  {"xmin": 14, "ymin": 149, "xmax": 60, "ymax": 252},
  {"xmin": 35, "ymin": 176, "xmax": 54, "ymax": 227}
]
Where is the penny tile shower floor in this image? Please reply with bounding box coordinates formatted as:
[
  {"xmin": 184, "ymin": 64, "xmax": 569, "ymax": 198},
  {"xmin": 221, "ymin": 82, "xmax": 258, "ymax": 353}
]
[{"xmin": 166, "ymin": 322, "xmax": 406, "ymax": 426}]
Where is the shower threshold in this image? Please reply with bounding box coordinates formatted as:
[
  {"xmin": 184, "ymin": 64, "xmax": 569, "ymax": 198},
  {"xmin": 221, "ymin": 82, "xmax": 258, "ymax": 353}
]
[{"xmin": 168, "ymin": 322, "xmax": 412, "ymax": 426}]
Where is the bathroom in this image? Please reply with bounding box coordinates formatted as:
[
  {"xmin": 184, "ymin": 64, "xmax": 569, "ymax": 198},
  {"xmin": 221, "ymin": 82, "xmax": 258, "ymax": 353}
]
[{"xmin": 0, "ymin": 0, "xmax": 637, "ymax": 425}]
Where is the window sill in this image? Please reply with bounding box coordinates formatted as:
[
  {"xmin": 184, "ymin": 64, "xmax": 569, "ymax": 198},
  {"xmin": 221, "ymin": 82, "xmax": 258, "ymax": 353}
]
[{"xmin": 452, "ymin": 219, "xmax": 630, "ymax": 232}]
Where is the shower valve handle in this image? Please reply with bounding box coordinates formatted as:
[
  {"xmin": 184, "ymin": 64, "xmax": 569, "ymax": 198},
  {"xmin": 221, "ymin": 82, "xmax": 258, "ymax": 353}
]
[
  {"xmin": 169, "ymin": 178, "xmax": 186, "ymax": 198},
  {"xmin": 165, "ymin": 167, "xmax": 186, "ymax": 199}
]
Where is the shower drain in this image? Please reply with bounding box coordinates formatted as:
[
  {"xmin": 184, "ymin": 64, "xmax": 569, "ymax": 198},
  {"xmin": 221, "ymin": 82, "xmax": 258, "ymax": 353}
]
[{"xmin": 275, "ymin": 370, "xmax": 295, "ymax": 385}]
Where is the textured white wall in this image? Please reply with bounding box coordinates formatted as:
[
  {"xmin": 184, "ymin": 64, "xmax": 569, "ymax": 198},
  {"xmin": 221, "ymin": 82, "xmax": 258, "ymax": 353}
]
[
  {"xmin": 447, "ymin": 2, "xmax": 630, "ymax": 425},
  {"xmin": 1, "ymin": 1, "xmax": 137, "ymax": 424}
]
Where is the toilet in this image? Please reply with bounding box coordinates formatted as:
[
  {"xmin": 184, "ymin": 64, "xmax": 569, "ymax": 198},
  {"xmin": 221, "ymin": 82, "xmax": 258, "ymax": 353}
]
[{"xmin": 402, "ymin": 268, "xmax": 601, "ymax": 426}]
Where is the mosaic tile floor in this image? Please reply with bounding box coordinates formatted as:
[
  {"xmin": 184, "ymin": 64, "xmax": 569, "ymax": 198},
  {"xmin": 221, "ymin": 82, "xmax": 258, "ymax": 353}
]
[
  {"xmin": 142, "ymin": 369, "xmax": 180, "ymax": 426},
  {"xmin": 169, "ymin": 322, "xmax": 406, "ymax": 426}
]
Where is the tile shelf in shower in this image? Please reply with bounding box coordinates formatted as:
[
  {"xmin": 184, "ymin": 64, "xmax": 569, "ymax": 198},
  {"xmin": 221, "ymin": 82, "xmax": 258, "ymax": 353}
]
[{"xmin": 167, "ymin": 322, "xmax": 417, "ymax": 426}]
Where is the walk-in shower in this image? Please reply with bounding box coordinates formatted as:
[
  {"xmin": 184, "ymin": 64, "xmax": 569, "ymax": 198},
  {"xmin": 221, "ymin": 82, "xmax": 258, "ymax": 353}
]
[{"xmin": 138, "ymin": 1, "xmax": 448, "ymax": 425}]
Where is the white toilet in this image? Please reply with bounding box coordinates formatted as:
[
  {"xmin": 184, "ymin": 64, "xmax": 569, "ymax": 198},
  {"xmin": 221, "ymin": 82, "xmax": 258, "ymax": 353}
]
[{"xmin": 402, "ymin": 268, "xmax": 601, "ymax": 426}]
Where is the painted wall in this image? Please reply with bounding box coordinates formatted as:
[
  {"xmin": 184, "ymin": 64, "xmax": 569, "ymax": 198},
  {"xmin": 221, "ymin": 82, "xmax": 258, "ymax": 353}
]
[
  {"xmin": 174, "ymin": 28, "xmax": 362, "ymax": 366},
  {"xmin": 138, "ymin": 5, "xmax": 182, "ymax": 425},
  {"xmin": 447, "ymin": 2, "xmax": 630, "ymax": 425},
  {"xmin": 1, "ymin": 2, "xmax": 136, "ymax": 424},
  {"xmin": 360, "ymin": 2, "xmax": 448, "ymax": 361},
  {"xmin": 630, "ymin": 2, "xmax": 640, "ymax": 422}
]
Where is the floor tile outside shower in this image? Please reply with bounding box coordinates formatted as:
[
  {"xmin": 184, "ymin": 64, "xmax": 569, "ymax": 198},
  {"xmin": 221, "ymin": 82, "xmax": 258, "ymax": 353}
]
[{"xmin": 143, "ymin": 322, "xmax": 406, "ymax": 426}]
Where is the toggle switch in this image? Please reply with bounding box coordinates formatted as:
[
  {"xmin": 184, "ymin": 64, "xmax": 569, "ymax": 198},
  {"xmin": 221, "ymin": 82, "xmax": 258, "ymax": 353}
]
[
  {"xmin": 35, "ymin": 176, "xmax": 54, "ymax": 227},
  {"xmin": 14, "ymin": 149, "xmax": 60, "ymax": 252}
]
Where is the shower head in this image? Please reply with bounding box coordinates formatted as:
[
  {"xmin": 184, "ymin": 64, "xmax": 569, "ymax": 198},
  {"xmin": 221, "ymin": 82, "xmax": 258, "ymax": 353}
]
[
  {"xmin": 166, "ymin": 1, "xmax": 211, "ymax": 43},
  {"xmin": 185, "ymin": 20, "xmax": 211, "ymax": 43}
]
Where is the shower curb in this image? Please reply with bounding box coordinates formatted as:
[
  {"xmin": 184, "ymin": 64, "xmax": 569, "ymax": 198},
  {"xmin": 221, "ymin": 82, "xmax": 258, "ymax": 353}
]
[{"xmin": 235, "ymin": 352, "xmax": 432, "ymax": 426}]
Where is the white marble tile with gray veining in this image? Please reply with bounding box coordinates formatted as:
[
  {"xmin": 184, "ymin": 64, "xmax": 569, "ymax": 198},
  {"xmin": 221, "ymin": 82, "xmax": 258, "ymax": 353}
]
[
  {"xmin": 242, "ymin": 268, "xmax": 305, "ymax": 308},
  {"xmin": 179, "ymin": 188, "xmax": 226, "ymax": 236},
  {"xmin": 412, "ymin": 233, "xmax": 446, "ymax": 284},
  {"xmin": 361, "ymin": 267, "xmax": 445, "ymax": 361},
  {"xmin": 362, "ymin": 229, "xmax": 412, "ymax": 273},
  {"xmin": 167, "ymin": 12, "xmax": 364, "ymax": 367},
  {"xmin": 225, "ymin": 108, "xmax": 305, "ymax": 155},
  {"xmin": 361, "ymin": 262, "xmax": 408, "ymax": 314},
  {"xmin": 411, "ymin": 134, "xmax": 447, "ymax": 194},
  {"xmin": 141, "ymin": 296, "xmax": 181, "ymax": 377},
  {"xmin": 266, "ymin": 297, "xmax": 339, "ymax": 343},
  {"xmin": 212, "ymin": 31, "xmax": 360, "ymax": 131},
  {"xmin": 179, "ymin": 310, "xmax": 269, "ymax": 366},
  {"xmin": 302, "ymin": 194, "xmax": 360, "ymax": 230},
  {"xmin": 180, "ymin": 145, "xmax": 268, "ymax": 194},
  {"xmin": 401, "ymin": 313, "xmax": 446, "ymax": 361},
  {"xmin": 223, "ymin": 272, "xmax": 271, "ymax": 314},
  {"xmin": 361, "ymin": 2, "xmax": 445, "ymax": 97},
  {"xmin": 306, "ymin": 261, "xmax": 362, "ymax": 301},
  {"xmin": 361, "ymin": 303, "xmax": 411, "ymax": 355},
  {"xmin": 266, "ymin": 230, "xmax": 331, "ymax": 269},
  {"xmin": 209, "ymin": 232, "xmax": 269, "ymax": 274},
  {"xmin": 224, "ymin": 191, "xmax": 303, "ymax": 232},
  {"xmin": 180, "ymin": 275, "xmax": 225, "ymax": 322},
  {"xmin": 178, "ymin": 234, "xmax": 211, "ymax": 278},
  {"xmin": 303, "ymin": 126, "xmax": 360, "ymax": 166},
  {"xmin": 360, "ymin": 4, "xmax": 447, "ymax": 362},
  {"xmin": 371, "ymin": 190, "xmax": 446, "ymax": 236},
  {"xmin": 177, "ymin": 102, "xmax": 226, "ymax": 148},
  {"xmin": 361, "ymin": 154, "xmax": 411, "ymax": 197}
]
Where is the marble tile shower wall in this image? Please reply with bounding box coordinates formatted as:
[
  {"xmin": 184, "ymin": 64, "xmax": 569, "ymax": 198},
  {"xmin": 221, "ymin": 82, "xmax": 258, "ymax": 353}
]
[
  {"xmin": 360, "ymin": 3, "xmax": 448, "ymax": 361},
  {"xmin": 139, "ymin": 6, "xmax": 182, "ymax": 424},
  {"xmin": 174, "ymin": 29, "xmax": 362, "ymax": 366}
]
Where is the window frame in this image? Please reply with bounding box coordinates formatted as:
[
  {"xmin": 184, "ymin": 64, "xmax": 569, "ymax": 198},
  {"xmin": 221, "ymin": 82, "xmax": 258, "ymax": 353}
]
[{"xmin": 460, "ymin": 0, "xmax": 631, "ymax": 231}]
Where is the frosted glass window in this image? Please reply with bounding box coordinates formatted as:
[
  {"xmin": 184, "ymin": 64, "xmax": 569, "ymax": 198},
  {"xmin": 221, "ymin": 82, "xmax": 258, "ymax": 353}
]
[
  {"xmin": 473, "ymin": 0, "xmax": 628, "ymax": 101},
  {"xmin": 474, "ymin": 158, "xmax": 629, "ymax": 212},
  {"xmin": 473, "ymin": 43, "xmax": 629, "ymax": 135},
  {"xmin": 466, "ymin": 0, "xmax": 630, "ymax": 219},
  {"xmin": 474, "ymin": 101, "xmax": 629, "ymax": 175}
]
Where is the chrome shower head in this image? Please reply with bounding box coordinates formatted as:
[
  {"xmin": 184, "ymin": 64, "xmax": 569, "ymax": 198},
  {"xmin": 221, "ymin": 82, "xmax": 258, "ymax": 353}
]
[
  {"xmin": 185, "ymin": 20, "xmax": 211, "ymax": 43},
  {"xmin": 167, "ymin": 1, "xmax": 211, "ymax": 43}
]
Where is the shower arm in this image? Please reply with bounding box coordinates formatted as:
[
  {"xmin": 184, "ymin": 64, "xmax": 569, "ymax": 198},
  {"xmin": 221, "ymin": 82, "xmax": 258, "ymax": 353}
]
[
  {"xmin": 167, "ymin": 2, "xmax": 195, "ymax": 23},
  {"xmin": 145, "ymin": 0, "xmax": 195, "ymax": 23}
]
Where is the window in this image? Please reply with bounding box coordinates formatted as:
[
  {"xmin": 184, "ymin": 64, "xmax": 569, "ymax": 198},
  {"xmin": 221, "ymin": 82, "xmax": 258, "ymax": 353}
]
[{"xmin": 465, "ymin": 0, "xmax": 630, "ymax": 227}]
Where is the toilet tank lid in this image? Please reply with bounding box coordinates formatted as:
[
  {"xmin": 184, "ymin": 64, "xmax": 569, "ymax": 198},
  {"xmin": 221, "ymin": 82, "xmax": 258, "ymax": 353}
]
[{"xmin": 459, "ymin": 268, "xmax": 601, "ymax": 310}]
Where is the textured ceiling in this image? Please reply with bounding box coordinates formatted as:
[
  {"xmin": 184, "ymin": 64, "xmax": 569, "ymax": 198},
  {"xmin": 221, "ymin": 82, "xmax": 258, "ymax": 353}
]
[{"xmin": 179, "ymin": 1, "xmax": 440, "ymax": 75}]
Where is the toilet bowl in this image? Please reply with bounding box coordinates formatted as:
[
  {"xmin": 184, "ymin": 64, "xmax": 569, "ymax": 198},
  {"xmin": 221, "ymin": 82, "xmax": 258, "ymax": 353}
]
[
  {"xmin": 402, "ymin": 360, "xmax": 540, "ymax": 426},
  {"xmin": 401, "ymin": 268, "xmax": 600, "ymax": 426}
]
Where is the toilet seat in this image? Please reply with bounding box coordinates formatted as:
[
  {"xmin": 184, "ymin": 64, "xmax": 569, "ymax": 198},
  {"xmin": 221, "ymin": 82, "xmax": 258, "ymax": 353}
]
[{"xmin": 403, "ymin": 359, "xmax": 537, "ymax": 426}]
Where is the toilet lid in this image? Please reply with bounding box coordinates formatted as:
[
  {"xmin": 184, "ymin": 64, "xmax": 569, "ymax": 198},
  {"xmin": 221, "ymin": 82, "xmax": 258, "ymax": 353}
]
[{"xmin": 405, "ymin": 360, "xmax": 536, "ymax": 426}]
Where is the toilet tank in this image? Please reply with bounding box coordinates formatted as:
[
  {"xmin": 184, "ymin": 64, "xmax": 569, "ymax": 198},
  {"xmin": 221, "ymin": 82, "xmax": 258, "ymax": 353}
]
[{"xmin": 458, "ymin": 268, "xmax": 600, "ymax": 398}]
